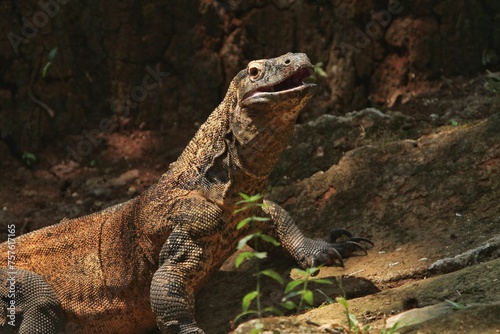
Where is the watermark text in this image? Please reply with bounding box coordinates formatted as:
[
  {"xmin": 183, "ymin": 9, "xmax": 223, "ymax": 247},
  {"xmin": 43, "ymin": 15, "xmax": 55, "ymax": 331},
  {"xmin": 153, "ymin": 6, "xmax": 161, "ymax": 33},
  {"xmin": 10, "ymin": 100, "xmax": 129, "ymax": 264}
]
[{"xmin": 6, "ymin": 224, "xmax": 17, "ymax": 326}]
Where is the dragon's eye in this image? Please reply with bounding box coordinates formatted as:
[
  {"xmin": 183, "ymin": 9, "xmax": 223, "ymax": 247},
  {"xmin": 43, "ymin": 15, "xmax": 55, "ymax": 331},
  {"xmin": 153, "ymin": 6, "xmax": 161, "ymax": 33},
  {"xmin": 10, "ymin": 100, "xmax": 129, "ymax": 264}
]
[{"xmin": 248, "ymin": 66, "xmax": 260, "ymax": 77}]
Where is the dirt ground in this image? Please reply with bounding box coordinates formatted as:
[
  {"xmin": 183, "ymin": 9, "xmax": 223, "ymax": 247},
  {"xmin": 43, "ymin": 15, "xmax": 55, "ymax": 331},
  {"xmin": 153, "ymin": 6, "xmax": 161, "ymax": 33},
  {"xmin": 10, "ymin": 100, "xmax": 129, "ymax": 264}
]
[{"xmin": 0, "ymin": 74, "xmax": 499, "ymax": 333}]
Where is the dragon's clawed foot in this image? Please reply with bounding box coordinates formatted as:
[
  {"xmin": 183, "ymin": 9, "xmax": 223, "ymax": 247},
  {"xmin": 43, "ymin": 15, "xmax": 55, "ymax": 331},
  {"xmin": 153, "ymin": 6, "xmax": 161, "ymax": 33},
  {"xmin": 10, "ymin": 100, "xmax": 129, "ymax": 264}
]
[{"xmin": 296, "ymin": 229, "xmax": 373, "ymax": 272}]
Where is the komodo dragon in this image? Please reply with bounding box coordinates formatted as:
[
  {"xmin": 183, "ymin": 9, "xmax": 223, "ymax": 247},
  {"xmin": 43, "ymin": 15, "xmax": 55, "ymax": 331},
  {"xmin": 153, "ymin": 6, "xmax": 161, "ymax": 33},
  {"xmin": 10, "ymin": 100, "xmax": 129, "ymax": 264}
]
[{"xmin": 0, "ymin": 53, "xmax": 371, "ymax": 334}]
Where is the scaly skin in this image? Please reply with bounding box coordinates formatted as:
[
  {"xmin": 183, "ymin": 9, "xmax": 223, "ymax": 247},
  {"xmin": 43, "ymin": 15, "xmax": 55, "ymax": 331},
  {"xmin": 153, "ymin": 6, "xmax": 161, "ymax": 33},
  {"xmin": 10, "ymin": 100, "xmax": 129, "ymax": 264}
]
[{"xmin": 0, "ymin": 53, "xmax": 370, "ymax": 334}]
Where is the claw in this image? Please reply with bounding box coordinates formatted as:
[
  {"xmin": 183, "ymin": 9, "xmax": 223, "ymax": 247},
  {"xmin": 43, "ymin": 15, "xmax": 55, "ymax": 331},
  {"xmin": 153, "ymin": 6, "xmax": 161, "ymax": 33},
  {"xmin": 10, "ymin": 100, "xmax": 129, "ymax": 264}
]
[
  {"xmin": 351, "ymin": 237, "xmax": 374, "ymax": 246},
  {"xmin": 330, "ymin": 228, "xmax": 374, "ymax": 247},
  {"xmin": 308, "ymin": 250, "xmax": 344, "ymax": 272},
  {"xmin": 330, "ymin": 228, "xmax": 353, "ymax": 241},
  {"xmin": 332, "ymin": 249, "xmax": 344, "ymax": 268},
  {"xmin": 310, "ymin": 250, "xmax": 344, "ymax": 273},
  {"xmin": 309, "ymin": 258, "xmax": 319, "ymax": 274},
  {"xmin": 330, "ymin": 240, "xmax": 369, "ymax": 258},
  {"xmin": 327, "ymin": 247, "xmax": 344, "ymax": 268},
  {"xmin": 344, "ymin": 241, "xmax": 368, "ymax": 255}
]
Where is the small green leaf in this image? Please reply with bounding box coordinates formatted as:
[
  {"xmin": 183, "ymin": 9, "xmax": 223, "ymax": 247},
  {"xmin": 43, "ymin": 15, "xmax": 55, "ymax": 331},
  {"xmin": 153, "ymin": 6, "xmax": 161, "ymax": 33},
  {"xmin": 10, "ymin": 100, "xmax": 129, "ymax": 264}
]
[
  {"xmin": 238, "ymin": 192, "xmax": 251, "ymax": 201},
  {"xmin": 284, "ymin": 280, "xmax": 304, "ymax": 294},
  {"xmin": 259, "ymin": 234, "xmax": 280, "ymax": 246},
  {"xmin": 303, "ymin": 290, "xmax": 314, "ymax": 305},
  {"xmin": 307, "ymin": 267, "xmax": 320, "ymax": 276},
  {"xmin": 280, "ymin": 300, "xmax": 296, "ymax": 310},
  {"xmin": 234, "ymin": 206, "xmax": 249, "ymax": 214},
  {"xmin": 263, "ymin": 306, "xmax": 283, "ymax": 316},
  {"xmin": 242, "ymin": 291, "xmax": 258, "ymax": 311},
  {"xmin": 251, "ymin": 328, "xmax": 262, "ymax": 334},
  {"xmin": 251, "ymin": 216, "xmax": 270, "ymax": 222},
  {"xmin": 348, "ymin": 312, "xmax": 359, "ymax": 328},
  {"xmin": 445, "ymin": 299, "xmax": 465, "ymax": 310},
  {"xmin": 260, "ymin": 269, "xmax": 283, "ymax": 285},
  {"xmin": 336, "ymin": 297, "xmax": 349, "ymax": 309},
  {"xmin": 41, "ymin": 61, "xmax": 52, "ymax": 78},
  {"xmin": 235, "ymin": 251, "xmax": 254, "ymax": 268},
  {"xmin": 236, "ymin": 193, "xmax": 263, "ymax": 204},
  {"xmin": 294, "ymin": 269, "xmax": 310, "ymax": 277},
  {"xmin": 248, "ymin": 194, "xmax": 263, "ymax": 202},
  {"xmin": 233, "ymin": 310, "xmax": 259, "ymax": 324},
  {"xmin": 237, "ymin": 234, "xmax": 254, "ymax": 249},
  {"xmin": 314, "ymin": 62, "xmax": 327, "ymax": 78},
  {"xmin": 283, "ymin": 290, "xmax": 303, "ymax": 301},
  {"xmin": 315, "ymin": 289, "xmax": 335, "ymax": 304},
  {"xmin": 253, "ymin": 251, "xmax": 267, "ymax": 259},
  {"xmin": 236, "ymin": 217, "xmax": 253, "ymax": 230},
  {"xmin": 235, "ymin": 200, "xmax": 249, "ymax": 206},
  {"xmin": 48, "ymin": 47, "xmax": 58, "ymax": 61},
  {"xmin": 22, "ymin": 152, "xmax": 37, "ymax": 165},
  {"xmin": 311, "ymin": 278, "xmax": 333, "ymax": 285},
  {"xmin": 386, "ymin": 320, "xmax": 401, "ymax": 334},
  {"xmin": 251, "ymin": 321, "xmax": 264, "ymax": 334}
]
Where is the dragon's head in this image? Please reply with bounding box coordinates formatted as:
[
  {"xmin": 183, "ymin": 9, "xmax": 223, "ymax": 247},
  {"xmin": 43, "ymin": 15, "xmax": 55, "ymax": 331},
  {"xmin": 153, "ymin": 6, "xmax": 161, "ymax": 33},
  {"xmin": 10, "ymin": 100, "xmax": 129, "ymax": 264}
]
[{"xmin": 229, "ymin": 53, "xmax": 317, "ymax": 175}]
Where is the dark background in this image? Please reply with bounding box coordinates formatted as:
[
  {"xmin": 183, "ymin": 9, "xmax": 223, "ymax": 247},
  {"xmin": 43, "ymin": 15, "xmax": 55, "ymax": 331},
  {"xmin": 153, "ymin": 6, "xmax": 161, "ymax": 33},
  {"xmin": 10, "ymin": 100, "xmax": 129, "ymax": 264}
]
[{"xmin": 1, "ymin": 0, "xmax": 499, "ymax": 156}]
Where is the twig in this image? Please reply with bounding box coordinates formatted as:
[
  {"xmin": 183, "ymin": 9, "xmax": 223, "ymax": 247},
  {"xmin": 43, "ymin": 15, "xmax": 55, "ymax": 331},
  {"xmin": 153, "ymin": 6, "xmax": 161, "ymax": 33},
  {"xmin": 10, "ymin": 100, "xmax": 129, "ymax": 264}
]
[{"xmin": 28, "ymin": 49, "xmax": 56, "ymax": 118}]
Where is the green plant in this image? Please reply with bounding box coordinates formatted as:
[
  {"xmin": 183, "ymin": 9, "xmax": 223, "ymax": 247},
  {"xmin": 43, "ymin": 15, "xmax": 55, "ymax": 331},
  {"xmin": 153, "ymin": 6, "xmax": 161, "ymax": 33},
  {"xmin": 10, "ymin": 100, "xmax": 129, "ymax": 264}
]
[
  {"xmin": 336, "ymin": 297, "xmax": 400, "ymax": 334},
  {"xmin": 316, "ymin": 288, "xmax": 336, "ymax": 305},
  {"xmin": 316, "ymin": 275, "xmax": 346, "ymax": 306},
  {"xmin": 485, "ymin": 70, "xmax": 500, "ymax": 94},
  {"xmin": 305, "ymin": 62, "xmax": 328, "ymax": 83},
  {"xmin": 233, "ymin": 193, "xmax": 283, "ymax": 332},
  {"xmin": 445, "ymin": 299, "xmax": 465, "ymax": 310},
  {"xmin": 314, "ymin": 62, "xmax": 328, "ymax": 78},
  {"xmin": 234, "ymin": 194, "xmax": 394, "ymax": 334},
  {"xmin": 21, "ymin": 151, "xmax": 37, "ymax": 166},
  {"xmin": 41, "ymin": 47, "xmax": 58, "ymax": 78},
  {"xmin": 281, "ymin": 267, "xmax": 333, "ymax": 313},
  {"xmin": 379, "ymin": 322, "xmax": 400, "ymax": 334},
  {"xmin": 337, "ymin": 297, "xmax": 367, "ymax": 333}
]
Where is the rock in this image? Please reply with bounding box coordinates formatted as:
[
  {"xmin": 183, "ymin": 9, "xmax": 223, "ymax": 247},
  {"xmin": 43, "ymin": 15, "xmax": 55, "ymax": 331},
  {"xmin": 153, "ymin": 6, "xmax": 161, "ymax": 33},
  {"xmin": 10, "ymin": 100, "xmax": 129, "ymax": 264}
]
[
  {"xmin": 385, "ymin": 302, "xmax": 454, "ymax": 331},
  {"xmin": 429, "ymin": 235, "xmax": 500, "ymax": 274},
  {"xmin": 271, "ymin": 108, "xmax": 412, "ymax": 186},
  {"xmin": 396, "ymin": 302, "xmax": 500, "ymax": 334}
]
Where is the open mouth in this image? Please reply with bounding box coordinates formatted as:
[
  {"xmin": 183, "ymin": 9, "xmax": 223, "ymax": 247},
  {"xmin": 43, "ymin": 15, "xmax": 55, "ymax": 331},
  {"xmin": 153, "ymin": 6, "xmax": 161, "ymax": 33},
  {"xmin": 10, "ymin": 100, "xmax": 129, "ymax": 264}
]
[{"xmin": 243, "ymin": 66, "xmax": 315, "ymax": 101}]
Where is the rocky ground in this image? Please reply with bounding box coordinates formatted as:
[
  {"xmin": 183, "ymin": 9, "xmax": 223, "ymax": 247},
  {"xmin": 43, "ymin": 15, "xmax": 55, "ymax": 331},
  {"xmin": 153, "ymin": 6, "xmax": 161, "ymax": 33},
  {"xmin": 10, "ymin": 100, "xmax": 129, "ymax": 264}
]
[{"xmin": 0, "ymin": 74, "xmax": 499, "ymax": 333}]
